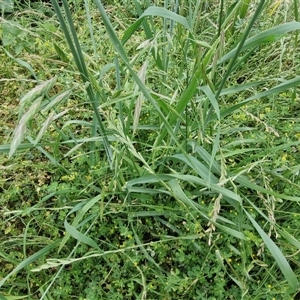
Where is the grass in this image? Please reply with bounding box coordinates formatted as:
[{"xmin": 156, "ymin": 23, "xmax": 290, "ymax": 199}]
[{"xmin": 1, "ymin": 0, "xmax": 300, "ymax": 299}]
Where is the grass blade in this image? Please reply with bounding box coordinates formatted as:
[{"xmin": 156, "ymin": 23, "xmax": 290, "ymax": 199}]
[
  {"xmin": 219, "ymin": 22, "xmax": 300, "ymax": 65},
  {"xmin": 219, "ymin": 76, "xmax": 300, "ymax": 120},
  {"xmin": 215, "ymin": 0, "xmax": 265, "ymax": 99},
  {"xmin": 2, "ymin": 48, "xmax": 38, "ymax": 80},
  {"xmin": 93, "ymin": 0, "xmax": 182, "ymax": 145},
  {"xmin": 0, "ymin": 241, "xmax": 59, "ymax": 289},
  {"xmin": 122, "ymin": 6, "xmax": 192, "ymax": 45},
  {"xmin": 51, "ymin": 0, "xmax": 113, "ymax": 168},
  {"xmin": 64, "ymin": 219, "xmax": 101, "ymax": 251},
  {"xmin": 58, "ymin": 194, "xmax": 102, "ymax": 253},
  {"xmin": 244, "ymin": 210, "xmax": 299, "ymax": 292}
]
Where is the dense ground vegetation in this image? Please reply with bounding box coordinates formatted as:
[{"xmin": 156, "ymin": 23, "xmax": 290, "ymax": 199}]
[{"xmin": 1, "ymin": 0, "xmax": 300, "ymax": 299}]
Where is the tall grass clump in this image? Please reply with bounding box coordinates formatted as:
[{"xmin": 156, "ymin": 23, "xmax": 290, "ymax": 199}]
[{"xmin": 1, "ymin": 0, "xmax": 300, "ymax": 298}]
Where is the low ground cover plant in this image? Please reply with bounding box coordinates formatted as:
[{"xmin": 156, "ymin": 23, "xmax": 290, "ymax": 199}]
[{"xmin": 1, "ymin": 0, "xmax": 300, "ymax": 299}]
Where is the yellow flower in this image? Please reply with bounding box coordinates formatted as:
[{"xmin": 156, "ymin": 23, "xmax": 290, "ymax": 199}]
[{"xmin": 265, "ymin": 107, "xmax": 271, "ymax": 113}]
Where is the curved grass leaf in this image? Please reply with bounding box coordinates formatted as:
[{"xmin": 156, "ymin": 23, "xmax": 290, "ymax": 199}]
[
  {"xmin": 93, "ymin": 0, "xmax": 186, "ymax": 149},
  {"xmin": 170, "ymin": 153, "xmax": 218, "ymax": 183},
  {"xmin": 155, "ymin": 216, "xmax": 203, "ymax": 253},
  {"xmin": 58, "ymin": 193, "xmax": 102, "ymax": 253},
  {"xmin": 51, "ymin": 0, "xmax": 113, "ymax": 168},
  {"xmin": 122, "ymin": 6, "xmax": 192, "ymax": 45},
  {"xmin": 189, "ymin": 141, "xmax": 221, "ymax": 174},
  {"xmin": 168, "ymin": 179, "xmax": 244, "ymax": 240},
  {"xmin": 219, "ymin": 81, "xmax": 265, "ymax": 96},
  {"xmin": 2, "ymin": 48, "xmax": 38, "ymax": 80},
  {"xmin": 126, "ymin": 173, "xmax": 241, "ymax": 209},
  {"xmin": 167, "ymin": 179, "xmax": 206, "ymax": 213},
  {"xmin": 0, "ymin": 241, "xmax": 59, "ymax": 289},
  {"xmin": 277, "ymin": 228, "xmax": 300, "ymax": 249},
  {"xmin": 155, "ymin": 66, "xmax": 203, "ymax": 145},
  {"xmin": 53, "ymin": 42, "xmax": 70, "ymax": 63},
  {"xmin": 168, "ymin": 173, "xmax": 241, "ymax": 208},
  {"xmin": 126, "ymin": 174, "xmax": 173, "ymax": 188},
  {"xmin": 0, "ymin": 293, "xmax": 27, "ymax": 300},
  {"xmin": 244, "ymin": 210, "xmax": 299, "ymax": 292},
  {"xmin": 215, "ymin": 76, "xmax": 300, "ymax": 121},
  {"xmin": 131, "ymin": 224, "xmax": 162, "ymax": 271},
  {"xmin": 64, "ymin": 219, "xmax": 101, "ymax": 251},
  {"xmin": 219, "ymin": 22, "xmax": 300, "ymax": 65},
  {"xmin": 235, "ymin": 174, "xmax": 300, "ymax": 202},
  {"xmin": 213, "ymin": 0, "xmax": 265, "ymax": 103},
  {"xmin": 199, "ymin": 85, "xmax": 220, "ymax": 120}
]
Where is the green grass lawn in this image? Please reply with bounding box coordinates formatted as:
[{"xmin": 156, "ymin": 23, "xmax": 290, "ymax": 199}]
[{"xmin": 1, "ymin": 0, "xmax": 300, "ymax": 299}]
